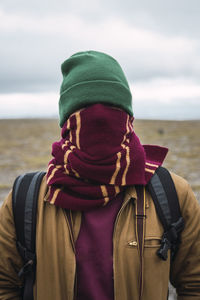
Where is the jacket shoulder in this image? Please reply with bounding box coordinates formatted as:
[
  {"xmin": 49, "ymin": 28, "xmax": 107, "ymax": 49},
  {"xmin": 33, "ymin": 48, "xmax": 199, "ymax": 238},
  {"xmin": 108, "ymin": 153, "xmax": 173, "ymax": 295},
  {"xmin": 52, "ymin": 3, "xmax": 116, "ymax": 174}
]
[{"xmin": 169, "ymin": 171, "xmax": 197, "ymax": 209}]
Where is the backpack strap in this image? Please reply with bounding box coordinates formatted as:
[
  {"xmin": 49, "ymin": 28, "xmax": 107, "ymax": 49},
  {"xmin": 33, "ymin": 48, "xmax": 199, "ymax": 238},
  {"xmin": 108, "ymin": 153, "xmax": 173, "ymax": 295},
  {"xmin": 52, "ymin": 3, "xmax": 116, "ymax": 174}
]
[
  {"xmin": 135, "ymin": 185, "xmax": 146, "ymax": 300},
  {"xmin": 12, "ymin": 171, "xmax": 46, "ymax": 300},
  {"xmin": 147, "ymin": 166, "xmax": 184, "ymax": 261}
]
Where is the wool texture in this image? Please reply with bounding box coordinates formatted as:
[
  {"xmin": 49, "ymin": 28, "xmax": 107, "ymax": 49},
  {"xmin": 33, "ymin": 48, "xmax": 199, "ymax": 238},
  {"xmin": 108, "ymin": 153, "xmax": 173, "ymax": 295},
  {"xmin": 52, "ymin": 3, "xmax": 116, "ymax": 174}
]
[
  {"xmin": 46, "ymin": 104, "xmax": 168, "ymax": 210},
  {"xmin": 59, "ymin": 50, "xmax": 132, "ymax": 127}
]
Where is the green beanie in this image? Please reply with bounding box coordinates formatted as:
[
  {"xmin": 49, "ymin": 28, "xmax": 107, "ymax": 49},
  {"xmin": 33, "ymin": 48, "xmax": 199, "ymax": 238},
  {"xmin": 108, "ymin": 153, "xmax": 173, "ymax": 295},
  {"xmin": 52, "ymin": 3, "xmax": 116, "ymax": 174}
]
[{"xmin": 59, "ymin": 50, "xmax": 133, "ymax": 127}]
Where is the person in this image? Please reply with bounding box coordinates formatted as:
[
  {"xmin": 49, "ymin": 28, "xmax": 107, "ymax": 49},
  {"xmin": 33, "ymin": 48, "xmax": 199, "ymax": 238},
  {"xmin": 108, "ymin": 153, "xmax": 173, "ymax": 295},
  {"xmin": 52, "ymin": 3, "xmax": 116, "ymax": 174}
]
[{"xmin": 0, "ymin": 50, "xmax": 200, "ymax": 300}]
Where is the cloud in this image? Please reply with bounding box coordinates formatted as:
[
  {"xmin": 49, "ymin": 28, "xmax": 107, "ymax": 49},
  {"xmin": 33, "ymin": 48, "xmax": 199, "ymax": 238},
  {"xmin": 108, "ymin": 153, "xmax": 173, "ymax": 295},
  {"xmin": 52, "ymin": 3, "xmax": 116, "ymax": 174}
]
[
  {"xmin": 1, "ymin": 0, "xmax": 200, "ymax": 38},
  {"xmin": 132, "ymin": 78, "xmax": 200, "ymax": 102},
  {"xmin": 0, "ymin": 1, "xmax": 200, "ymax": 120},
  {"xmin": 131, "ymin": 78, "xmax": 200, "ymax": 119},
  {"xmin": 0, "ymin": 8, "xmax": 200, "ymax": 93},
  {"xmin": 0, "ymin": 78, "xmax": 199, "ymax": 120},
  {"xmin": 0, "ymin": 92, "xmax": 58, "ymax": 118}
]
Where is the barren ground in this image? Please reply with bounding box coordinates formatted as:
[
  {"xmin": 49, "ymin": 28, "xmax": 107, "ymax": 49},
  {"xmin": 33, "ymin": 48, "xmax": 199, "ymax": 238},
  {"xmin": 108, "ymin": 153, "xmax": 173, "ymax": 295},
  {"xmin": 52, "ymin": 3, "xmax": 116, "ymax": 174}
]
[
  {"xmin": 0, "ymin": 118, "xmax": 199, "ymax": 201},
  {"xmin": 0, "ymin": 118, "xmax": 199, "ymax": 300}
]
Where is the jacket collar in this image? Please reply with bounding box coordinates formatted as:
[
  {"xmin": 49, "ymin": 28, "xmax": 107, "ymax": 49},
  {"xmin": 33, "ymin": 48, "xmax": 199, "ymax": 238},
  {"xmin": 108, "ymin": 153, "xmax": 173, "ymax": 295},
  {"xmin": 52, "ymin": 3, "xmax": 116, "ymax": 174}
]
[{"xmin": 124, "ymin": 186, "xmax": 137, "ymax": 204}]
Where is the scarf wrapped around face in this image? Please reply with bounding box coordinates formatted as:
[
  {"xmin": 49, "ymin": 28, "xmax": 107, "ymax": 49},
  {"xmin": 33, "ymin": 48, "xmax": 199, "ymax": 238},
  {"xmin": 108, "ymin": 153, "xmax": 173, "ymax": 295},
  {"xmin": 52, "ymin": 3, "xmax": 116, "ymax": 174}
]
[{"xmin": 46, "ymin": 104, "xmax": 168, "ymax": 210}]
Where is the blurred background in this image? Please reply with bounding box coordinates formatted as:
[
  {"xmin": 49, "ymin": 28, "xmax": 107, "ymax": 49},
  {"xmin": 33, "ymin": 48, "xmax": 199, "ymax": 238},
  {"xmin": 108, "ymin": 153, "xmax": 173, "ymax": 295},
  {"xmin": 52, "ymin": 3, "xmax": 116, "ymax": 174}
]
[
  {"xmin": 0, "ymin": 1, "xmax": 200, "ymax": 298},
  {"xmin": 0, "ymin": 0, "xmax": 200, "ymax": 120}
]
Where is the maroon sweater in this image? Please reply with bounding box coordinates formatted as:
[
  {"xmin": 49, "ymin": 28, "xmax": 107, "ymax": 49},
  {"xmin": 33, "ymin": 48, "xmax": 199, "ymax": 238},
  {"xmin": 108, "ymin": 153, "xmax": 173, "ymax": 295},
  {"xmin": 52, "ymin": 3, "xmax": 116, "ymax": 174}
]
[{"xmin": 75, "ymin": 192, "xmax": 124, "ymax": 300}]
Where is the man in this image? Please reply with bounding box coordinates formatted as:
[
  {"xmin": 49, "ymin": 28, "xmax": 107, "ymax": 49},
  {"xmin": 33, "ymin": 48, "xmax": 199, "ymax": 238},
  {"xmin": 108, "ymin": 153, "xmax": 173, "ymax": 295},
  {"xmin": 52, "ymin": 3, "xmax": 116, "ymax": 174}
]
[{"xmin": 0, "ymin": 50, "xmax": 200, "ymax": 299}]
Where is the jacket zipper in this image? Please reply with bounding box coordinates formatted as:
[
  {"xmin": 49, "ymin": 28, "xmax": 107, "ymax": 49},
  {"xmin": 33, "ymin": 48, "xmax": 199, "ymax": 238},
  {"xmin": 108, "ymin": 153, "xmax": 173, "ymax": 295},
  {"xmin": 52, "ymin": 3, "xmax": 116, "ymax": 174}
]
[
  {"xmin": 63, "ymin": 209, "xmax": 77, "ymax": 300},
  {"xmin": 63, "ymin": 197, "xmax": 135, "ymax": 300},
  {"xmin": 112, "ymin": 196, "xmax": 135, "ymax": 300},
  {"xmin": 113, "ymin": 196, "xmax": 134, "ymax": 240},
  {"xmin": 63, "ymin": 210, "xmax": 75, "ymax": 251}
]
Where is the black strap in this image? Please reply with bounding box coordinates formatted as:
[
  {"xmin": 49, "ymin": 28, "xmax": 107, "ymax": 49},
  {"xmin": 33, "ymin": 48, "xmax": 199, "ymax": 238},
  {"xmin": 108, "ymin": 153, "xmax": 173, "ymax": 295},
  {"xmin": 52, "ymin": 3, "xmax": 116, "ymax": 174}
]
[
  {"xmin": 12, "ymin": 171, "xmax": 46, "ymax": 300},
  {"xmin": 135, "ymin": 185, "xmax": 146, "ymax": 300},
  {"xmin": 155, "ymin": 167, "xmax": 182, "ymax": 222},
  {"xmin": 147, "ymin": 167, "xmax": 184, "ymax": 261}
]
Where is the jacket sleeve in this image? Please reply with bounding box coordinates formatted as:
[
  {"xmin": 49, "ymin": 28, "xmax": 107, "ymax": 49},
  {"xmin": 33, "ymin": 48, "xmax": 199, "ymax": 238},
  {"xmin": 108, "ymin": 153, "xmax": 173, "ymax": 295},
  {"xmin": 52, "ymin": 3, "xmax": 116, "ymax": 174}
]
[
  {"xmin": 170, "ymin": 175, "xmax": 200, "ymax": 299},
  {"xmin": 0, "ymin": 191, "xmax": 24, "ymax": 300}
]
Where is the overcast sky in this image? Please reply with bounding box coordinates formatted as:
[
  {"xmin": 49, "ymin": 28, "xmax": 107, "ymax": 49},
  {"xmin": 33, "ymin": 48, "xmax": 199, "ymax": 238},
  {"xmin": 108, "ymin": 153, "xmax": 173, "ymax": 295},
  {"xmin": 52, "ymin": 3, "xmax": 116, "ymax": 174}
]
[{"xmin": 0, "ymin": 0, "xmax": 200, "ymax": 119}]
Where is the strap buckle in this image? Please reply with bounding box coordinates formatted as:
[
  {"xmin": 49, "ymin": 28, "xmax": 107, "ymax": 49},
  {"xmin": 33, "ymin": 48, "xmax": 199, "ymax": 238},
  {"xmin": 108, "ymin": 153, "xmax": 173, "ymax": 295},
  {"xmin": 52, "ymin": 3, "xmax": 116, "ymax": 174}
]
[
  {"xmin": 157, "ymin": 234, "xmax": 171, "ymax": 261},
  {"xmin": 136, "ymin": 214, "xmax": 146, "ymax": 219},
  {"xmin": 18, "ymin": 260, "xmax": 34, "ymax": 278},
  {"xmin": 157, "ymin": 217, "xmax": 184, "ymax": 261},
  {"xmin": 17, "ymin": 241, "xmax": 36, "ymax": 278}
]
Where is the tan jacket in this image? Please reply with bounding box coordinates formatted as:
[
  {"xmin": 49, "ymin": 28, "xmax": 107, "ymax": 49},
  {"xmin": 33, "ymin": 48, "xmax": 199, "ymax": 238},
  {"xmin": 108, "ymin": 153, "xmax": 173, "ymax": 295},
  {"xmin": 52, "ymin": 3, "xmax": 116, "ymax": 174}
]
[{"xmin": 0, "ymin": 172, "xmax": 200, "ymax": 300}]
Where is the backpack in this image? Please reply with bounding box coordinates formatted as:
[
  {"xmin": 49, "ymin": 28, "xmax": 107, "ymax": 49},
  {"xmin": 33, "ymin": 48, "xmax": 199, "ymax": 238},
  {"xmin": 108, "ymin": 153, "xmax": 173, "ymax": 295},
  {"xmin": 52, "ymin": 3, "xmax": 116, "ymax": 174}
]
[
  {"xmin": 12, "ymin": 167, "xmax": 184, "ymax": 300},
  {"xmin": 12, "ymin": 171, "xmax": 46, "ymax": 300}
]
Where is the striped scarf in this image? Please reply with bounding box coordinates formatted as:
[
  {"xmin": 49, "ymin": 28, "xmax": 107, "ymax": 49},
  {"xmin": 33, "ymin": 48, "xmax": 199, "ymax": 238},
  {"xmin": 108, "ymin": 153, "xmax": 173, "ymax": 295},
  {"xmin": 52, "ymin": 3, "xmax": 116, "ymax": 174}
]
[{"xmin": 46, "ymin": 104, "xmax": 168, "ymax": 210}]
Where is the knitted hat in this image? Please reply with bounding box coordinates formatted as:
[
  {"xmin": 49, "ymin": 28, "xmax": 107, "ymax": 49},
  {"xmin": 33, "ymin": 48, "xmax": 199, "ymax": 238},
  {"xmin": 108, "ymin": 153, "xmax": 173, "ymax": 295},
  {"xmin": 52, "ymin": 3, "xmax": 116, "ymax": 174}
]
[{"xmin": 59, "ymin": 50, "xmax": 133, "ymax": 127}]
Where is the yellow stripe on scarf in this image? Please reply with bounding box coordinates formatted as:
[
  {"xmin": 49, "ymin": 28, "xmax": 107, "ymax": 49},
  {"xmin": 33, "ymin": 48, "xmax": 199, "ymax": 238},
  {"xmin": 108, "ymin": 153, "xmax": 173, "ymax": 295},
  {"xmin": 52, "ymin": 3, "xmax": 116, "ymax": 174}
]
[
  {"xmin": 145, "ymin": 162, "xmax": 158, "ymax": 168},
  {"xmin": 121, "ymin": 115, "xmax": 131, "ymax": 185},
  {"xmin": 115, "ymin": 186, "xmax": 120, "ymax": 194},
  {"xmin": 75, "ymin": 111, "xmax": 81, "ymax": 149},
  {"xmin": 63, "ymin": 146, "xmax": 76, "ymax": 174},
  {"xmin": 122, "ymin": 144, "xmax": 130, "ymax": 185},
  {"xmin": 101, "ymin": 185, "xmax": 109, "ymax": 205},
  {"xmin": 110, "ymin": 152, "xmax": 121, "ymax": 184},
  {"xmin": 64, "ymin": 146, "xmax": 75, "ymax": 164},
  {"xmin": 110, "ymin": 115, "xmax": 130, "ymax": 186},
  {"xmin": 62, "ymin": 140, "xmax": 70, "ymax": 150},
  {"xmin": 50, "ymin": 188, "xmax": 62, "ymax": 204},
  {"xmin": 72, "ymin": 168, "xmax": 80, "ymax": 178},
  {"xmin": 47, "ymin": 165, "xmax": 62, "ymax": 184},
  {"xmin": 47, "ymin": 163, "xmax": 54, "ymax": 173},
  {"xmin": 66, "ymin": 119, "xmax": 73, "ymax": 143},
  {"xmin": 145, "ymin": 168, "xmax": 155, "ymax": 174}
]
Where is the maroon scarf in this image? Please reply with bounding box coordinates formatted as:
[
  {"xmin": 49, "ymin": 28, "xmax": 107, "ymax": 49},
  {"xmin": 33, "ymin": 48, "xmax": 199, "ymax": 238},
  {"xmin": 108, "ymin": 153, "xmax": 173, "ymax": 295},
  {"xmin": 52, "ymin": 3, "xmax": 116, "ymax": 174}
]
[{"xmin": 46, "ymin": 104, "xmax": 168, "ymax": 210}]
